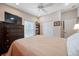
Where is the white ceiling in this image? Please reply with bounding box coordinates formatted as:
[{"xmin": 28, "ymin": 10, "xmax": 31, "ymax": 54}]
[{"xmin": 5, "ymin": 3, "xmax": 79, "ymax": 17}]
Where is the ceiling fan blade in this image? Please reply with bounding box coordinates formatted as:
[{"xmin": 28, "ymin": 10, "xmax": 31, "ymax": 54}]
[
  {"xmin": 42, "ymin": 3, "xmax": 53, "ymax": 8},
  {"xmin": 39, "ymin": 3, "xmax": 43, "ymax": 6},
  {"xmin": 41, "ymin": 8, "xmax": 47, "ymax": 13},
  {"xmin": 37, "ymin": 3, "xmax": 51, "ymax": 13},
  {"xmin": 46, "ymin": 3, "xmax": 53, "ymax": 7}
]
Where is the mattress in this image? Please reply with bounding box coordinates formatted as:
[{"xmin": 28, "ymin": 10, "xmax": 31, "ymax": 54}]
[{"xmin": 3, "ymin": 35, "xmax": 67, "ymax": 56}]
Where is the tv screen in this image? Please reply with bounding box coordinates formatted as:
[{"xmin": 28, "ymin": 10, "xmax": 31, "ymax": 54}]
[{"xmin": 5, "ymin": 12, "xmax": 22, "ymax": 24}]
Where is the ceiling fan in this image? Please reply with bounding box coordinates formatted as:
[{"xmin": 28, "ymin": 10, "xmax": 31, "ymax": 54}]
[{"xmin": 37, "ymin": 3, "xmax": 53, "ymax": 13}]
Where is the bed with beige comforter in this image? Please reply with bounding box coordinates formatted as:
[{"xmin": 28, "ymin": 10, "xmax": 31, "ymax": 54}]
[{"xmin": 3, "ymin": 35, "xmax": 67, "ymax": 56}]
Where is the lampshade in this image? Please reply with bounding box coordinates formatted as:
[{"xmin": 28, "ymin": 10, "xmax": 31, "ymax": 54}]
[{"xmin": 74, "ymin": 24, "xmax": 79, "ymax": 30}]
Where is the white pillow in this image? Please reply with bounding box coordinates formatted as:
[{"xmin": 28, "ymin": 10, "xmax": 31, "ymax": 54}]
[{"xmin": 67, "ymin": 32, "xmax": 79, "ymax": 56}]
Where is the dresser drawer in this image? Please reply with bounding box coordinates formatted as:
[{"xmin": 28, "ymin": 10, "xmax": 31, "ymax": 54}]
[
  {"xmin": 6, "ymin": 28, "xmax": 24, "ymax": 33},
  {"xmin": 3, "ymin": 39, "xmax": 10, "ymax": 45}
]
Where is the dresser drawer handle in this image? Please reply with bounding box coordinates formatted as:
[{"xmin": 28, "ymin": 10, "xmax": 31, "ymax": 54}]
[{"xmin": 6, "ymin": 40, "xmax": 9, "ymax": 42}]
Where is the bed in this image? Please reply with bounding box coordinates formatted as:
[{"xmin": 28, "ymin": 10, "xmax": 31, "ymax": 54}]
[
  {"xmin": 67, "ymin": 32, "xmax": 79, "ymax": 56},
  {"xmin": 3, "ymin": 35, "xmax": 67, "ymax": 56}
]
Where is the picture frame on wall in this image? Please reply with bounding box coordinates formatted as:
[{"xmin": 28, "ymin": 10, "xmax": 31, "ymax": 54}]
[{"xmin": 54, "ymin": 21, "xmax": 61, "ymax": 26}]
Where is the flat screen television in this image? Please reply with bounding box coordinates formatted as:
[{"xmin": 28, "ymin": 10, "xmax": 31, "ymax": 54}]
[{"xmin": 5, "ymin": 12, "xmax": 22, "ymax": 24}]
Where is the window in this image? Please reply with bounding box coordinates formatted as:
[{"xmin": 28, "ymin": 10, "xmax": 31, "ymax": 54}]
[{"xmin": 24, "ymin": 20, "xmax": 35, "ymax": 38}]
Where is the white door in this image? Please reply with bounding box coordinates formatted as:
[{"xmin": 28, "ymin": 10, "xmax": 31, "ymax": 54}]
[{"xmin": 64, "ymin": 19, "xmax": 76, "ymax": 38}]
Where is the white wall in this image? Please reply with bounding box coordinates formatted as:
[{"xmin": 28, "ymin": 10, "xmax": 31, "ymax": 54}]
[
  {"xmin": 39, "ymin": 9, "xmax": 77, "ymax": 38},
  {"xmin": 40, "ymin": 11, "xmax": 61, "ymax": 37},
  {"xmin": 61, "ymin": 9, "xmax": 77, "ymax": 38}
]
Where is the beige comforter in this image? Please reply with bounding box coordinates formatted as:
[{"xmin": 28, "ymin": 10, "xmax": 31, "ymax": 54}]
[{"xmin": 4, "ymin": 35, "xmax": 67, "ymax": 56}]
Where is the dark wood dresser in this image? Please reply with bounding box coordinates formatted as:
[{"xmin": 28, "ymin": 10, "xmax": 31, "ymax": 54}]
[{"xmin": 0, "ymin": 21, "xmax": 24, "ymax": 55}]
